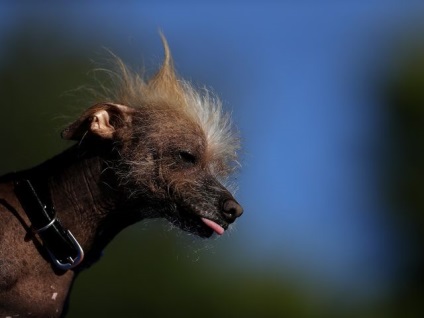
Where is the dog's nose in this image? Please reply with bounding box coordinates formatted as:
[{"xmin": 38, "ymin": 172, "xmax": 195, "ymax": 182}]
[{"xmin": 222, "ymin": 199, "xmax": 243, "ymax": 222}]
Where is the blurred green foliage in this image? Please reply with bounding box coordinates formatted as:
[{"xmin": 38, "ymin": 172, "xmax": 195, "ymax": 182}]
[
  {"xmin": 382, "ymin": 39, "xmax": 424, "ymax": 318},
  {"xmin": 0, "ymin": 26, "xmax": 91, "ymax": 174},
  {"xmin": 67, "ymin": 222, "xmax": 323, "ymax": 318}
]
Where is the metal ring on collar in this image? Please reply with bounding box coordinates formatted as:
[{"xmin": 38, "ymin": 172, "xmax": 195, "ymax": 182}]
[{"xmin": 32, "ymin": 216, "xmax": 57, "ymax": 234}]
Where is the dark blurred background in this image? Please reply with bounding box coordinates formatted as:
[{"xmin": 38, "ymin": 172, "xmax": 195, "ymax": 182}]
[{"xmin": 1, "ymin": 1, "xmax": 424, "ymax": 317}]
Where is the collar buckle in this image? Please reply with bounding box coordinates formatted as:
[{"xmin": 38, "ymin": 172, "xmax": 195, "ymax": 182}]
[
  {"xmin": 48, "ymin": 229, "xmax": 84, "ymax": 270},
  {"xmin": 14, "ymin": 178, "xmax": 85, "ymax": 271}
]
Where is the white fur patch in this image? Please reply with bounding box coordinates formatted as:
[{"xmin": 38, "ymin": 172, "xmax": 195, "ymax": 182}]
[{"xmin": 180, "ymin": 81, "xmax": 239, "ymax": 166}]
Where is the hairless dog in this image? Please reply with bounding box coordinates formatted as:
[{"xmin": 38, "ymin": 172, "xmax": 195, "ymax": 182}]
[{"xmin": 0, "ymin": 35, "xmax": 243, "ymax": 317}]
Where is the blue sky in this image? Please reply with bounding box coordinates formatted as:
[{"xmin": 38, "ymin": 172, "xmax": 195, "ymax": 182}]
[{"xmin": 1, "ymin": 1, "xmax": 424, "ymax": 302}]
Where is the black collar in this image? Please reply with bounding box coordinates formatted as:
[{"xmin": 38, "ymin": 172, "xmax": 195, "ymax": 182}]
[{"xmin": 14, "ymin": 178, "xmax": 84, "ymax": 271}]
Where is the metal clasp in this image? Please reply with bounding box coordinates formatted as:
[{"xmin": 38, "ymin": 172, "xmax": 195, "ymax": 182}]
[{"xmin": 47, "ymin": 230, "xmax": 85, "ymax": 271}]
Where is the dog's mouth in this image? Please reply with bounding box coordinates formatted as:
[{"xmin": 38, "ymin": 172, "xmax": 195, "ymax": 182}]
[
  {"xmin": 164, "ymin": 204, "xmax": 229, "ymax": 238},
  {"xmin": 200, "ymin": 217, "xmax": 225, "ymax": 235}
]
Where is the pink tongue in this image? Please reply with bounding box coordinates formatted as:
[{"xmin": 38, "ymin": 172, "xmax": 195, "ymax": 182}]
[{"xmin": 201, "ymin": 218, "xmax": 225, "ymax": 235}]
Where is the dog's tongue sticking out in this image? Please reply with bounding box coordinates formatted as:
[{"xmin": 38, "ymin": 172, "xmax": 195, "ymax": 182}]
[{"xmin": 201, "ymin": 218, "xmax": 225, "ymax": 235}]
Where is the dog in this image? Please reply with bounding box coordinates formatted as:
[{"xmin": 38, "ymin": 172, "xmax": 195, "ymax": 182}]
[{"xmin": 0, "ymin": 35, "xmax": 243, "ymax": 317}]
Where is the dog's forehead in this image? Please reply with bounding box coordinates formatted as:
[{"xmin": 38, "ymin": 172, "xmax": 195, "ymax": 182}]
[{"xmin": 131, "ymin": 106, "xmax": 206, "ymax": 145}]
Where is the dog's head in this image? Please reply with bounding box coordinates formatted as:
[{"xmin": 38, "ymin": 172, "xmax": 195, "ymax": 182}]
[{"xmin": 62, "ymin": 36, "xmax": 242, "ymax": 237}]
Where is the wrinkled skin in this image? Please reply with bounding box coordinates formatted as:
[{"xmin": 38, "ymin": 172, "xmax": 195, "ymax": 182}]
[{"xmin": 112, "ymin": 106, "xmax": 242, "ymax": 237}]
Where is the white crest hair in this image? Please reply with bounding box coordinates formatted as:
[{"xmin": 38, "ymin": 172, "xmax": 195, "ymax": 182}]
[{"xmin": 93, "ymin": 35, "xmax": 240, "ymax": 176}]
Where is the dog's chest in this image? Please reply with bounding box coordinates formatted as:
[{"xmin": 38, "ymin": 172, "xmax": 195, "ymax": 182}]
[{"xmin": 0, "ymin": 183, "xmax": 74, "ymax": 317}]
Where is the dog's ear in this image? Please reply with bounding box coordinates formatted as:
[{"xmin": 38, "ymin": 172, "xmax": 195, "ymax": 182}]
[{"xmin": 62, "ymin": 103, "xmax": 133, "ymax": 141}]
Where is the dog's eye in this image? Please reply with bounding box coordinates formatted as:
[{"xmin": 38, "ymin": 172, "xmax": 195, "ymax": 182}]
[{"xmin": 178, "ymin": 151, "xmax": 197, "ymax": 166}]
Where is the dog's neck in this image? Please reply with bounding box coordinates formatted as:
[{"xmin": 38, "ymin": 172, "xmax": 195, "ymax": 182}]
[
  {"xmin": 0, "ymin": 145, "xmax": 154, "ymax": 317},
  {"xmin": 18, "ymin": 144, "xmax": 145, "ymax": 270}
]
